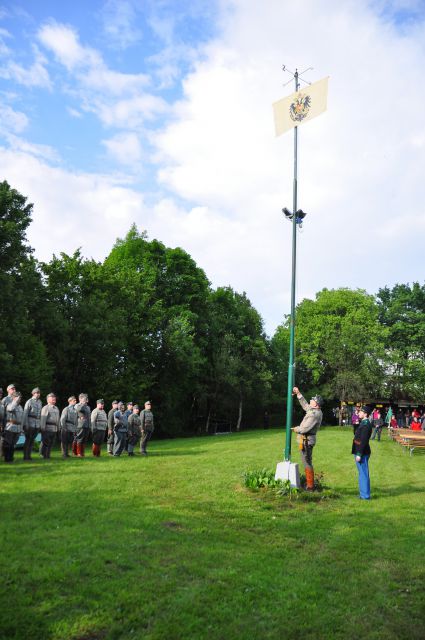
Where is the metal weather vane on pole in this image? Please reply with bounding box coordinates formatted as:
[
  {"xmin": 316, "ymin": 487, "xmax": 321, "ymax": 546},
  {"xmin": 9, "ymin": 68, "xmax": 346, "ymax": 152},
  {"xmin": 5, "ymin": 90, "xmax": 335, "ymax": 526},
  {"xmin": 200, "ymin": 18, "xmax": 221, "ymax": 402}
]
[{"xmin": 273, "ymin": 66, "xmax": 329, "ymax": 485}]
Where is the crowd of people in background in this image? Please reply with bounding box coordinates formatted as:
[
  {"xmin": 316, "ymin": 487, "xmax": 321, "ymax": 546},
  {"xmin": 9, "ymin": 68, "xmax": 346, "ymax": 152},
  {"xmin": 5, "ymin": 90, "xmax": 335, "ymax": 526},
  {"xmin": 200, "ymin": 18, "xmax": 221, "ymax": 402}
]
[
  {"xmin": 334, "ymin": 403, "xmax": 425, "ymax": 435},
  {"xmin": 0, "ymin": 383, "xmax": 154, "ymax": 464}
]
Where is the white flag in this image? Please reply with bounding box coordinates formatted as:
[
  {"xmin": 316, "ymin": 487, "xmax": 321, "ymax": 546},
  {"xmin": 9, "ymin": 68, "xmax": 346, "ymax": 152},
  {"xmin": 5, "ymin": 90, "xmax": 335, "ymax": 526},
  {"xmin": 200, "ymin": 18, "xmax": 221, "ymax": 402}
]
[{"xmin": 273, "ymin": 76, "xmax": 329, "ymax": 137}]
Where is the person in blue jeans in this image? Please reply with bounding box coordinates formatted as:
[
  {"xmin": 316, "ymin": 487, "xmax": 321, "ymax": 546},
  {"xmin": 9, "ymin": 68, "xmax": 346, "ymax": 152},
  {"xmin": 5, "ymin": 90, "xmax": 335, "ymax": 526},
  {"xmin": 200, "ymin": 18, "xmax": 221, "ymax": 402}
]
[{"xmin": 352, "ymin": 405, "xmax": 372, "ymax": 500}]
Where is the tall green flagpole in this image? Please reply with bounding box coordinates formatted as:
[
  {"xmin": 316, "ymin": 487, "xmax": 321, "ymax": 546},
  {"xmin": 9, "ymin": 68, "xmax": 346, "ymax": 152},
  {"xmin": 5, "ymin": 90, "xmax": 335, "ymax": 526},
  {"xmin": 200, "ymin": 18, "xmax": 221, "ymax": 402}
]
[{"xmin": 284, "ymin": 69, "xmax": 299, "ymax": 461}]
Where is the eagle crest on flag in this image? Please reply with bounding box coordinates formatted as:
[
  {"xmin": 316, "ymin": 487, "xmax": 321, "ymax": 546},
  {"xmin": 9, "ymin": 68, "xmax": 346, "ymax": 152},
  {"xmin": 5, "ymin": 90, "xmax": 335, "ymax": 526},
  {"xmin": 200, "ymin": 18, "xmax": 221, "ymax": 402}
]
[{"xmin": 289, "ymin": 92, "xmax": 311, "ymax": 123}]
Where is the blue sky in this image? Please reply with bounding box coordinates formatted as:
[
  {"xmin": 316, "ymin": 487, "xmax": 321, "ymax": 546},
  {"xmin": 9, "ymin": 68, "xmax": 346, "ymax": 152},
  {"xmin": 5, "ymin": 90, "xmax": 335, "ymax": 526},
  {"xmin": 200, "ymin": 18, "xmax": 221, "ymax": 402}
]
[
  {"xmin": 0, "ymin": 1, "xmax": 219, "ymax": 177},
  {"xmin": 1, "ymin": 0, "xmax": 425, "ymax": 335}
]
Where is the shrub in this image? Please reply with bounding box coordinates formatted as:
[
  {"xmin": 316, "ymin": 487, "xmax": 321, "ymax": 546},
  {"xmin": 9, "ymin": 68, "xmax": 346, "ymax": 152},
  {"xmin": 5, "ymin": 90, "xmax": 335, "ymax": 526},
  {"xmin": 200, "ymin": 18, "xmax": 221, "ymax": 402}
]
[{"xmin": 243, "ymin": 468, "xmax": 282, "ymax": 490}]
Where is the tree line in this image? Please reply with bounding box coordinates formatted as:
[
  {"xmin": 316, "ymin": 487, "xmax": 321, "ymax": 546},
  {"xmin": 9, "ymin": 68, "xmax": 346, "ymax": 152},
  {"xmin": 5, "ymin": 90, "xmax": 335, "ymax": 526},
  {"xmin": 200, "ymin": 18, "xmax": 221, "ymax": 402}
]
[{"xmin": 1, "ymin": 180, "xmax": 424, "ymax": 434}]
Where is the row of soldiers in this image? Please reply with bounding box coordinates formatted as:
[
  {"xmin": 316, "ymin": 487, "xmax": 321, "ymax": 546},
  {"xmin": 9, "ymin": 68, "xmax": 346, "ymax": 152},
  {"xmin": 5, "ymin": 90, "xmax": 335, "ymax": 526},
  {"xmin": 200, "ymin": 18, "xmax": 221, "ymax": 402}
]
[{"xmin": 0, "ymin": 384, "xmax": 154, "ymax": 463}]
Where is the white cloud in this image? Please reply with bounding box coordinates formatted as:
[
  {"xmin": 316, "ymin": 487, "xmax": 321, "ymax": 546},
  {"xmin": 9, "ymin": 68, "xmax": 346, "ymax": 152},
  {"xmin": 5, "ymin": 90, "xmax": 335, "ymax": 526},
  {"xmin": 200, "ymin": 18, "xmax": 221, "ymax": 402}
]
[
  {"xmin": 38, "ymin": 21, "xmax": 95, "ymax": 71},
  {"xmin": 0, "ymin": 147, "xmax": 145, "ymax": 261},
  {"xmin": 93, "ymin": 94, "xmax": 168, "ymax": 128},
  {"xmin": 102, "ymin": 132, "xmax": 143, "ymax": 166},
  {"xmin": 37, "ymin": 20, "xmax": 160, "ymax": 130},
  {"xmin": 67, "ymin": 106, "xmax": 82, "ymax": 118},
  {"xmin": 0, "ymin": 103, "xmax": 28, "ymax": 133},
  {"xmin": 0, "ymin": 26, "xmax": 11, "ymax": 55},
  {"xmin": 79, "ymin": 66, "xmax": 150, "ymax": 95},
  {"xmin": 37, "ymin": 21, "xmax": 150, "ymax": 93},
  {"xmin": 5, "ymin": 134, "xmax": 59, "ymax": 162},
  {"xmin": 100, "ymin": 0, "xmax": 142, "ymax": 49},
  {"xmin": 0, "ymin": 44, "xmax": 51, "ymax": 88}
]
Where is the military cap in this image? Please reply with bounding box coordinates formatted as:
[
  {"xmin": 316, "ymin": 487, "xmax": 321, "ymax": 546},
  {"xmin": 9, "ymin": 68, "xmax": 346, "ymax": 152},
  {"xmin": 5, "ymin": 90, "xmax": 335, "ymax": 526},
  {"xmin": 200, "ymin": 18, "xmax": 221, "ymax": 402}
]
[
  {"xmin": 359, "ymin": 405, "xmax": 371, "ymax": 415},
  {"xmin": 117, "ymin": 401, "xmax": 125, "ymax": 408},
  {"xmin": 7, "ymin": 383, "xmax": 16, "ymax": 391},
  {"xmin": 145, "ymin": 400, "xmax": 152, "ymax": 406},
  {"xmin": 68, "ymin": 396, "xmax": 77, "ymax": 403},
  {"xmin": 32, "ymin": 387, "xmax": 41, "ymax": 394},
  {"xmin": 46, "ymin": 392, "xmax": 56, "ymax": 399},
  {"xmin": 96, "ymin": 399, "xmax": 105, "ymax": 404},
  {"xmin": 111, "ymin": 400, "xmax": 118, "ymax": 404},
  {"xmin": 133, "ymin": 404, "xmax": 140, "ymax": 409},
  {"xmin": 311, "ymin": 395, "xmax": 324, "ymax": 407}
]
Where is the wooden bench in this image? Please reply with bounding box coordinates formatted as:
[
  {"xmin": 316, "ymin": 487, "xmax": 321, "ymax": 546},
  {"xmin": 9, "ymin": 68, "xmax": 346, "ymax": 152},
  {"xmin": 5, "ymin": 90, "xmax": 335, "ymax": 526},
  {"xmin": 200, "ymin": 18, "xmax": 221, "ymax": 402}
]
[
  {"xmin": 388, "ymin": 428, "xmax": 417, "ymax": 441},
  {"xmin": 397, "ymin": 433, "xmax": 425, "ymax": 456}
]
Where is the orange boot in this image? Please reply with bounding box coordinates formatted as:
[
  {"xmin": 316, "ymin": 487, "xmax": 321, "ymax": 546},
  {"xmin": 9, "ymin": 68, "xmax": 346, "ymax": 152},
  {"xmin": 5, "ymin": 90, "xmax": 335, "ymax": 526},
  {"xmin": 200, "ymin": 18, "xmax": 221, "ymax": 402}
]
[
  {"xmin": 305, "ymin": 468, "xmax": 315, "ymax": 491},
  {"xmin": 76, "ymin": 443, "xmax": 83, "ymax": 457}
]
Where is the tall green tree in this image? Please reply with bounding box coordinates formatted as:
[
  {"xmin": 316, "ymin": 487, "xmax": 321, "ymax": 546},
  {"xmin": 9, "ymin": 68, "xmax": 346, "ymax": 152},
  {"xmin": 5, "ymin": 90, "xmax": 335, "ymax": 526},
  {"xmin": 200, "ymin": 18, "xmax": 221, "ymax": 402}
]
[
  {"xmin": 40, "ymin": 250, "xmax": 118, "ymax": 402},
  {"xmin": 0, "ymin": 181, "xmax": 52, "ymax": 393},
  {"xmin": 205, "ymin": 287, "xmax": 271, "ymax": 431},
  {"xmin": 377, "ymin": 283, "xmax": 425, "ymax": 401},
  {"xmin": 104, "ymin": 226, "xmax": 211, "ymax": 434},
  {"xmin": 295, "ymin": 288, "xmax": 387, "ymax": 402}
]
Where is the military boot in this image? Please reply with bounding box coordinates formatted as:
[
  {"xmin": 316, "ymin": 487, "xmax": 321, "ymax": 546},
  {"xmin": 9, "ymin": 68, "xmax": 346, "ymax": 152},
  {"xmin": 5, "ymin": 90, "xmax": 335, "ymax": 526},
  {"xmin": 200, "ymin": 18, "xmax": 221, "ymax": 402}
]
[
  {"xmin": 23, "ymin": 438, "xmax": 32, "ymax": 461},
  {"xmin": 305, "ymin": 468, "xmax": 315, "ymax": 491}
]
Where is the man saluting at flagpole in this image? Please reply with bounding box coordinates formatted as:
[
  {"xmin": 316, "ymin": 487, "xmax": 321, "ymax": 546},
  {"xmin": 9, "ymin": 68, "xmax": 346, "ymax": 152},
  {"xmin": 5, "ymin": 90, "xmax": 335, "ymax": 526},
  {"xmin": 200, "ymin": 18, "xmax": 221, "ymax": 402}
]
[{"xmin": 292, "ymin": 387, "xmax": 323, "ymax": 491}]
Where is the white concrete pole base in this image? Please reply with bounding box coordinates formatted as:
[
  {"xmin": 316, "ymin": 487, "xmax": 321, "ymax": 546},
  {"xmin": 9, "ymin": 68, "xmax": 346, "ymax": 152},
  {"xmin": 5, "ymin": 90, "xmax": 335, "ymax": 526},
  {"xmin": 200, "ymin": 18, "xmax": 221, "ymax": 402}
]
[{"xmin": 275, "ymin": 460, "xmax": 300, "ymax": 488}]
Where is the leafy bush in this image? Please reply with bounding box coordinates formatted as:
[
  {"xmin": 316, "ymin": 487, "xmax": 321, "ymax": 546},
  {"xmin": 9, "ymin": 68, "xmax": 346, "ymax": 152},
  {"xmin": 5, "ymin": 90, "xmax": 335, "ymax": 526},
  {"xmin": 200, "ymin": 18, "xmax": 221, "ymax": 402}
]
[
  {"xmin": 243, "ymin": 469, "xmax": 339, "ymax": 502},
  {"xmin": 275, "ymin": 479, "xmax": 299, "ymax": 500},
  {"xmin": 243, "ymin": 468, "xmax": 282, "ymax": 490}
]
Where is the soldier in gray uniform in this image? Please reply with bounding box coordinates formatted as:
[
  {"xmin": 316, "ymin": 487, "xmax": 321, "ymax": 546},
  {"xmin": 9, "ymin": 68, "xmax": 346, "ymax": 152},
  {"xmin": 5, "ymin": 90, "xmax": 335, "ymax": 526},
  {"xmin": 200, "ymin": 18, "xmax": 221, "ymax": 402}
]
[
  {"xmin": 2, "ymin": 384, "xmax": 16, "ymax": 410},
  {"xmin": 1, "ymin": 384, "xmax": 16, "ymax": 419},
  {"xmin": 40, "ymin": 393, "xmax": 60, "ymax": 459},
  {"xmin": 140, "ymin": 400, "xmax": 154, "ymax": 456},
  {"xmin": 22, "ymin": 387, "xmax": 42, "ymax": 461},
  {"xmin": 3, "ymin": 391, "xmax": 24, "ymax": 463},
  {"xmin": 125, "ymin": 401, "xmax": 134, "ymax": 419},
  {"xmin": 123, "ymin": 402, "xmax": 133, "ymax": 452},
  {"xmin": 292, "ymin": 386, "xmax": 323, "ymax": 491},
  {"xmin": 0, "ymin": 388, "xmax": 4, "ymax": 458},
  {"xmin": 74, "ymin": 393, "xmax": 91, "ymax": 457},
  {"xmin": 113, "ymin": 402, "xmax": 128, "ymax": 456},
  {"xmin": 127, "ymin": 404, "xmax": 141, "ymax": 456},
  {"xmin": 91, "ymin": 399, "xmax": 108, "ymax": 456},
  {"xmin": 60, "ymin": 396, "xmax": 78, "ymax": 458},
  {"xmin": 107, "ymin": 400, "xmax": 118, "ymax": 455},
  {"xmin": 1, "ymin": 384, "xmax": 16, "ymax": 459}
]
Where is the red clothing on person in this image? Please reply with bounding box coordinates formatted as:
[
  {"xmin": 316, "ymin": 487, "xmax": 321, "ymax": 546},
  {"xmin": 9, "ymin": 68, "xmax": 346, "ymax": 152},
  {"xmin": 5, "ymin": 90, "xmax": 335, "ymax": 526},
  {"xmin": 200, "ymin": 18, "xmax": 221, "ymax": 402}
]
[{"xmin": 411, "ymin": 420, "xmax": 422, "ymax": 431}]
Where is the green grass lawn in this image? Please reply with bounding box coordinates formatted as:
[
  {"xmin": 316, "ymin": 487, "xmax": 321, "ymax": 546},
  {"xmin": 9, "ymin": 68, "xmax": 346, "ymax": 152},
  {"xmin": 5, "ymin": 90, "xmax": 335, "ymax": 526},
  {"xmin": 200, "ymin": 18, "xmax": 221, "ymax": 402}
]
[{"xmin": 1, "ymin": 427, "xmax": 424, "ymax": 640}]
